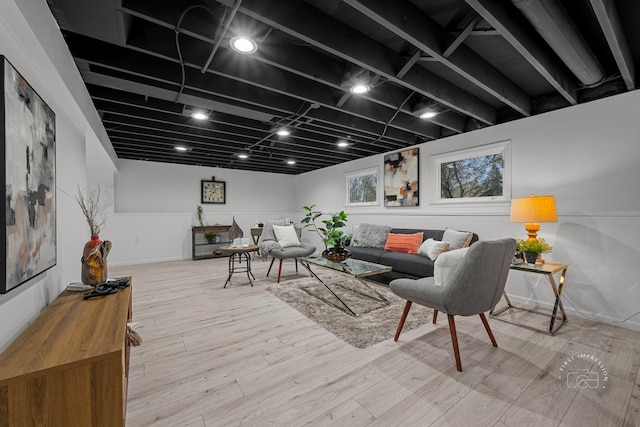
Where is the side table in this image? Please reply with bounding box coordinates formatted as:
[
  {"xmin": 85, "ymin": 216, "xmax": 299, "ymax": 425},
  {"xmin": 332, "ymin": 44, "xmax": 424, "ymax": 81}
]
[
  {"xmin": 251, "ymin": 227, "xmax": 263, "ymax": 257},
  {"xmin": 221, "ymin": 245, "xmax": 260, "ymax": 288},
  {"xmin": 491, "ymin": 261, "xmax": 569, "ymax": 335}
]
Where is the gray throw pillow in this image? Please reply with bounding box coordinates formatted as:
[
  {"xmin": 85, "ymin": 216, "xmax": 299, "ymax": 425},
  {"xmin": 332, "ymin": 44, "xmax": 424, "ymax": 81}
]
[
  {"xmin": 357, "ymin": 223, "xmax": 392, "ymax": 248},
  {"xmin": 442, "ymin": 228, "xmax": 473, "ymax": 250}
]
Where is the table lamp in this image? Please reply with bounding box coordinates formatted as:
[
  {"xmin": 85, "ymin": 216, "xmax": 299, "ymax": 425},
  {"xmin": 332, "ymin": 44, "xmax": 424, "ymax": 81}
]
[{"xmin": 510, "ymin": 194, "xmax": 557, "ymax": 242}]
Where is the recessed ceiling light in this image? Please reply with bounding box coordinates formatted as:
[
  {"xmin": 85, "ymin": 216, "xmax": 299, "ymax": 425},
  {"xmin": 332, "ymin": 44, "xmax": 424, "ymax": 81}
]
[
  {"xmin": 276, "ymin": 128, "xmax": 291, "ymax": 136},
  {"xmin": 190, "ymin": 111, "xmax": 209, "ymax": 120},
  {"xmin": 286, "ymin": 160, "xmax": 296, "ymax": 165},
  {"xmin": 350, "ymin": 83, "xmax": 370, "ymax": 94},
  {"xmin": 174, "ymin": 146, "xmax": 188, "ymax": 152},
  {"xmin": 419, "ymin": 110, "xmax": 438, "ymax": 119},
  {"xmin": 230, "ymin": 36, "xmax": 258, "ymax": 54},
  {"xmin": 337, "ymin": 140, "xmax": 350, "ymax": 148},
  {"xmin": 237, "ymin": 153, "xmax": 249, "ymax": 159}
]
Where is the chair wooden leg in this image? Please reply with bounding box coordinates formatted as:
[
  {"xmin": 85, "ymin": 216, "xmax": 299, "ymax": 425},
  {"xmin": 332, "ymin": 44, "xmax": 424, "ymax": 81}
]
[
  {"xmin": 394, "ymin": 301, "xmax": 412, "ymax": 341},
  {"xmin": 479, "ymin": 313, "xmax": 498, "ymax": 347},
  {"xmin": 433, "ymin": 309, "xmax": 438, "ymax": 324},
  {"xmin": 267, "ymin": 257, "xmax": 275, "ymax": 277},
  {"xmin": 295, "ymin": 258, "xmax": 299, "ymax": 273},
  {"xmin": 277, "ymin": 259, "xmax": 283, "ymax": 283},
  {"xmin": 447, "ymin": 315, "xmax": 463, "ymax": 372}
]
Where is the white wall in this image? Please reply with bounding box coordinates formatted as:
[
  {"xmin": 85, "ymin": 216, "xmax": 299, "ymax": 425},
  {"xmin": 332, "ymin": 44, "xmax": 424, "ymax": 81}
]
[
  {"xmin": 294, "ymin": 90, "xmax": 640, "ymax": 331},
  {"xmin": 0, "ymin": 0, "xmax": 115, "ymax": 349},
  {"xmin": 107, "ymin": 159, "xmax": 299, "ymax": 264}
]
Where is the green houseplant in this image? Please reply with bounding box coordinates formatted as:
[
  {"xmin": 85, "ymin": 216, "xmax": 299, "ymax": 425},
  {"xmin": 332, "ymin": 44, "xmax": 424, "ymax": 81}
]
[
  {"xmin": 196, "ymin": 204, "xmax": 205, "ymax": 227},
  {"xmin": 204, "ymin": 231, "xmax": 216, "ymax": 244},
  {"xmin": 302, "ymin": 204, "xmax": 358, "ymax": 260},
  {"xmin": 516, "ymin": 238, "xmax": 553, "ymax": 264}
]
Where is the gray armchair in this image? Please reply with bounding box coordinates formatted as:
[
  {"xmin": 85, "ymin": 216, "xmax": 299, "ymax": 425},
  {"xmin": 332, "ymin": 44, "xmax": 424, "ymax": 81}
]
[
  {"xmin": 259, "ymin": 219, "xmax": 316, "ymax": 283},
  {"xmin": 390, "ymin": 238, "xmax": 516, "ymax": 372}
]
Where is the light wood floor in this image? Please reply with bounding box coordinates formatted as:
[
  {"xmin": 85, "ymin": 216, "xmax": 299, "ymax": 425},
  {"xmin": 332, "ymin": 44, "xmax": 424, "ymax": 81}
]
[{"xmin": 111, "ymin": 257, "xmax": 640, "ymax": 427}]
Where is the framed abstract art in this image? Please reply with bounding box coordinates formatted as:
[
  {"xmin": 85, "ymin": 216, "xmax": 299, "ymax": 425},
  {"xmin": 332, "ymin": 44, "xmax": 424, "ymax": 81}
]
[
  {"xmin": 1, "ymin": 56, "xmax": 56, "ymax": 293},
  {"xmin": 383, "ymin": 148, "xmax": 419, "ymax": 207}
]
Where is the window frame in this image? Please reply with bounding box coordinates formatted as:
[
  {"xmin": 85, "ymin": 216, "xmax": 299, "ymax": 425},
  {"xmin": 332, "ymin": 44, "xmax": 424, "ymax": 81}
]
[
  {"xmin": 430, "ymin": 140, "xmax": 511, "ymax": 206},
  {"xmin": 345, "ymin": 167, "xmax": 379, "ymax": 207}
]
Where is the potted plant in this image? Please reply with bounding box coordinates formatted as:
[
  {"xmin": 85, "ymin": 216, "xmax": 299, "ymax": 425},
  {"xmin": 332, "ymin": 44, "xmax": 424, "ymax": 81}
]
[
  {"xmin": 516, "ymin": 238, "xmax": 553, "ymax": 265},
  {"xmin": 204, "ymin": 231, "xmax": 216, "ymax": 244},
  {"xmin": 196, "ymin": 204, "xmax": 205, "ymax": 227},
  {"xmin": 302, "ymin": 204, "xmax": 358, "ymax": 261}
]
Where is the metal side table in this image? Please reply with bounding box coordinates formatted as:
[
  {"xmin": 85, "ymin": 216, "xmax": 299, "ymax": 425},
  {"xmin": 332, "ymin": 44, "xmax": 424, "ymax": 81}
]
[
  {"xmin": 221, "ymin": 245, "xmax": 260, "ymax": 288},
  {"xmin": 492, "ymin": 261, "xmax": 569, "ymax": 335}
]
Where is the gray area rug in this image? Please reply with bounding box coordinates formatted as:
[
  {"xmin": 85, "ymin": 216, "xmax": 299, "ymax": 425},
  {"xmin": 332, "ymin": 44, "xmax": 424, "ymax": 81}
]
[{"xmin": 268, "ymin": 272, "xmax": 433, "ymax": 348}]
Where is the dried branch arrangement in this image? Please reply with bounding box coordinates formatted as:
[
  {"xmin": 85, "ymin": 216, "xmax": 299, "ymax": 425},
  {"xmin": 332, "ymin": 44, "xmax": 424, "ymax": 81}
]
[{"xmin": 75, "ymin": 185, "xmax": 111, "ymax": 236}]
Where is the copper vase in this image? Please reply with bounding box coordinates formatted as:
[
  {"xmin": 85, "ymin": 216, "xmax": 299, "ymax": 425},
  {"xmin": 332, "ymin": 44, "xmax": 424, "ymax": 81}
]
[{"xmin": 81, "ymin": 235, "xmax": 112, "ymax": 285}]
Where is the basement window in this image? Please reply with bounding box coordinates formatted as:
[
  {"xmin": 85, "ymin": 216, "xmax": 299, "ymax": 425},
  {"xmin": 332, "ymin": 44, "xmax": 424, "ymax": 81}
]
[
  {"xmin": 431, "ymin": 141, "xmax": 511, "ymax": 205},
  {"xmin": 345, "ymin": 167, "xmax": 378, "ymax": 206}
]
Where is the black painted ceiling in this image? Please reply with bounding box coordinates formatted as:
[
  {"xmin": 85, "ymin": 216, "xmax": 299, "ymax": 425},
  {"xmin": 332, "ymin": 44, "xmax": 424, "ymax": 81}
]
[{"xmin": 47, "ymin": 0, "xmax": 639, "ymax": 174}]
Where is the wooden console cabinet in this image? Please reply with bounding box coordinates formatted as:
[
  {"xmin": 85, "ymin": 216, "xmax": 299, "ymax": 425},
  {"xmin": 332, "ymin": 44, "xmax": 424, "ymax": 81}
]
[
  {"xmin": 0, "ymin": 279, "xmax": 133, "ymax": 426},
  {"xmin": 192, "ymin": 225, "xmax": 232, "ymax": 260}
]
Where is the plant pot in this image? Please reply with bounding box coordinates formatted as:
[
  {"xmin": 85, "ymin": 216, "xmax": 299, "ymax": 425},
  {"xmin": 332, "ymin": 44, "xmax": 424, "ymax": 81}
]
[
  {"xmin": 322, "ymin": 247, "xmax": 351, "ymax": 262},
  {"xmin": 524, "ymin": 252, "xmax": 538, "ymax": 265}
]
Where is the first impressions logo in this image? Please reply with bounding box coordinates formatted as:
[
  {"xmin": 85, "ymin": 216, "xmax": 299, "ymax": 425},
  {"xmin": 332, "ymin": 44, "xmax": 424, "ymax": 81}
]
[{"xmin": 559, "ymin": 353, "xmax": 608, "ymax": 389}]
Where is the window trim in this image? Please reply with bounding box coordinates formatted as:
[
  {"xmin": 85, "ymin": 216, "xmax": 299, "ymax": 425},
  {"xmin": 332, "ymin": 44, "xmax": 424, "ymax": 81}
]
[
  {"xmin": 430, "ymin": 140, "xmax": 511, "ymax": 206},
  {"xmin": 345, "ymin": 167, "xmax": 379, "ymax": 207}
]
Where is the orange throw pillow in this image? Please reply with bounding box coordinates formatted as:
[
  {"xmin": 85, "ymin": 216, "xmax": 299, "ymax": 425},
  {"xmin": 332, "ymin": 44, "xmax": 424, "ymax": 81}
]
[{"xmin": 384, "ymin": 232, "xmax": 424, "ymax": 254}]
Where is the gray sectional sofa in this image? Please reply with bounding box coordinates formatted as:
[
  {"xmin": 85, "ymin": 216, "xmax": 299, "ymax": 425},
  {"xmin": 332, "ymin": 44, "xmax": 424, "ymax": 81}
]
[{"xmin": 346, "ymin": 227, "xmax": 479, "ymax": 282}]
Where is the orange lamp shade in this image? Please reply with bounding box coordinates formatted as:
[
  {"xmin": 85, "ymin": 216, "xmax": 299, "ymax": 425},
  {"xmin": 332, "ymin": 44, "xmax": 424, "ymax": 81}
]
[{"xmin": 510, "ymin": 195, "xmax": 557, "ymax": 242}]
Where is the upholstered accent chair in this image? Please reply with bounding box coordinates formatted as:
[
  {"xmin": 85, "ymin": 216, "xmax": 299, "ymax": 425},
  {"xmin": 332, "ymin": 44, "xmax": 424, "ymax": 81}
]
[
  {"xmin": 389, "ymin": 238, "xmax": 516, "ymax": 372},
  {"xmin": 259, "ymin": 219, "xmax": 316, "ymax": 283}
]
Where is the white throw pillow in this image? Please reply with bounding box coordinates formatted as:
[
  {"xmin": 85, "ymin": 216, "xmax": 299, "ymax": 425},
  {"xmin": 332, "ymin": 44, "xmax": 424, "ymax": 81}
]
[
  {"xmin": 442, "ymin": 229, "xmax": 473, "ymax": 250},
  {"xmin": 434, "ymin": 247, "xmax": 470, "ymax": 286},
  {"xmin": 417, "ymin": 238, "xmax": 450, "ymax": 260},
  {"xmin": 272, "ymin": 225, "xmax": 301, "ymax": 248}
]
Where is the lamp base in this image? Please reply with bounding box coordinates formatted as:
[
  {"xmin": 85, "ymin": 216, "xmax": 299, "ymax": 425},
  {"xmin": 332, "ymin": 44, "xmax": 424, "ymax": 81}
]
[{"xmin": 524, "ymin": 223, "xmax": 540, "ymax": 242}]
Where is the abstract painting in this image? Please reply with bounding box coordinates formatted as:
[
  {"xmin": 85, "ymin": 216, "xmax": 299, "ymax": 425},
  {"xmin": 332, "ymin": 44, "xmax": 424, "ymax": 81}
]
[
  {"xmin": 1, "ymin": 56, "xmax": 56, "ymax": 293},
  {"xmin": 383, "ymin": 148, "xmax": 419, "ymax": 207}
]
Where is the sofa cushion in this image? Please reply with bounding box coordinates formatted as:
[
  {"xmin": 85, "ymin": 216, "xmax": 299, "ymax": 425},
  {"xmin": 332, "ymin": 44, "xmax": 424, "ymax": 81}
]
[
  {"xmin": 391, "ymin": 228, "xmax": 445, "ymax": 242},
  {"xmin": 384, "ymin": 232, "xmax": 423, "ymax": 254},
  {"xmin": 357, "ymin": 223, "xmax": 392, "ymax": 248},
  {"xmin": 380, "ymin": 252, "xmax": 435, "ymax": 278},
  {"xmin": 418, "ymin": 238, "xmax": 450, "ymax": 260},
  {"xmin": 347, "ymin": 246, "xmax": 386, "ymax": 264},
  {"xmin": 442, "ymin": 229, "xmax": 473, "ymax": 250}
]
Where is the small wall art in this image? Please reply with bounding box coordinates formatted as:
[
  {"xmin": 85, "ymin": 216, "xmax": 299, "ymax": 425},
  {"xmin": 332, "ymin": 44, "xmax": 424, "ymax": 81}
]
[
  {"xmin": 383, "ymin": 148, "xmax": 419, "ymax": 207},
  {"xmin": 1, "ymin": 56, "xmax": 56, "ymax": 293}
]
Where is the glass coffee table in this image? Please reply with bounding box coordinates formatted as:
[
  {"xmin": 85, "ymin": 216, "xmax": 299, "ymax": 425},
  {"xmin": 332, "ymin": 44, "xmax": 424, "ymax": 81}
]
[{"xmin": 299, "ymin": 256, "xmax": 392, "ymax": 316}]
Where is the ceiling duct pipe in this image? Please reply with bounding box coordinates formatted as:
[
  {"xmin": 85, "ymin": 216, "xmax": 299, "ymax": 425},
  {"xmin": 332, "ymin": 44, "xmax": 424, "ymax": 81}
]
[{"xmin": 512, "ymin": 0, "xmax": 604, "ymax": 85}]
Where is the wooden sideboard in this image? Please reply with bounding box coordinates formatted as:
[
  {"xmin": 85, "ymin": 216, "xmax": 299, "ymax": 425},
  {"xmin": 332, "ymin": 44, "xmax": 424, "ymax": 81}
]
[
  {"xmin": 0, "ymin": 278, "xmax": 133, "ymax": 426},
  {"xmin": 192, "ymin": 225, "xmax": 232, "ymax": 260}
]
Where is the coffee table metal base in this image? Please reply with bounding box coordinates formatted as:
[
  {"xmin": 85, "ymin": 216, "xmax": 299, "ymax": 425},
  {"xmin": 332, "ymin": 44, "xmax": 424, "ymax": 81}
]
[{"xmin": 299, "ymin": 259, "xmax": 390, "ymax": 316}]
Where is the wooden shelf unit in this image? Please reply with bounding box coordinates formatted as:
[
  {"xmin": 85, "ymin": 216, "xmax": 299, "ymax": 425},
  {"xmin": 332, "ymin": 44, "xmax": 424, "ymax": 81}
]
[
  {"xmin": 0, "ymin": 278, "xmax": 133, "ymax": 426},
  {"xmin": 192, "ymin": 225, "xmax": 232, "ymax": 260}
]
